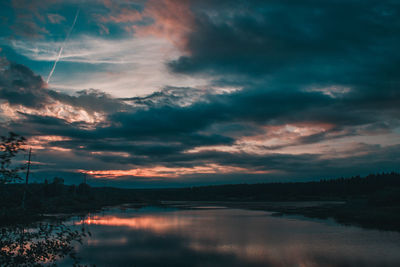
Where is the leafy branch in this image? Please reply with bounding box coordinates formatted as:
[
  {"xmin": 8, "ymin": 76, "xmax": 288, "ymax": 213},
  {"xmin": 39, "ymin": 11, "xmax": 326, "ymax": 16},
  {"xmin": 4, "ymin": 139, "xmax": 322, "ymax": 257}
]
[{"xmin": 0, "ymin": 132, "xmax": 26, "ymax": 184}]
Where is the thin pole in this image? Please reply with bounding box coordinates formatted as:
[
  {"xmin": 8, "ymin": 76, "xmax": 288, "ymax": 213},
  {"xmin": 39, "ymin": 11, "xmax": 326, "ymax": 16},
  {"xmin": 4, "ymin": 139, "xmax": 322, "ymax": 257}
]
[{"xmin": 21, "ymin": 148, "xmax": 32, "ymax": 209}]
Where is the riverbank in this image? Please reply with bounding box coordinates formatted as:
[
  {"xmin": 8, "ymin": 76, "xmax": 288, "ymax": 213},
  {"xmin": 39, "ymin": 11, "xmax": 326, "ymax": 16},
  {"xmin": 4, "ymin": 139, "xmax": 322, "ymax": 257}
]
[
  {"xmin": 2, "ymin": 198, "xmax": 399, "ymax": 233},
  {"xmin": 0, "ymin": 183, "xmax": 152, "ymax": 227}
]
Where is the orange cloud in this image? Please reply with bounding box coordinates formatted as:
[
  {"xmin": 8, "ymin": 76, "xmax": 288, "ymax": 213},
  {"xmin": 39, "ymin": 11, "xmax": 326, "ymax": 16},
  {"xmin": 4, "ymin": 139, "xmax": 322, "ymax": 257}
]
[
  {"xmin": 80, "ymin": 164, "xmax": 271, "ymax": 179},
  {"xmin": 0, "ymin": 101, "xmax": 105, "ymax": 125},
  {"xmin": 186, "ymin": 123, "xmax": 336, "ymax": 155},
  {"xmin": 24, "ymin": 135, "xmax": 72, "ymax": 152}
]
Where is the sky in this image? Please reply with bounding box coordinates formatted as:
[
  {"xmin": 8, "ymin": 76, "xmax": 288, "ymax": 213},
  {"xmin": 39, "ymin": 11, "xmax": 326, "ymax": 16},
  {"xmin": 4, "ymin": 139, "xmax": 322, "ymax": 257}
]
[{"xmin": 0, "ymin": 0, "xmax": 399, "ymax": 187}]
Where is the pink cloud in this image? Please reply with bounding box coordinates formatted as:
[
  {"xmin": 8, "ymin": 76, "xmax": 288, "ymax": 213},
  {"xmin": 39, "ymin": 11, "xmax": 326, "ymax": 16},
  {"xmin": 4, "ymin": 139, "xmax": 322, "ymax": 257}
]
[
  {"xmin": 80, "ymin": 164, "xmax": 271, "ymax": 179},
  {"xmin": 135, "ymin": 0, "xmax": 194, "ymax": 51},
  {"xmin": 100, "ymin": 7, "xmax": 143, "ymax": 23},
  {"xmin": 99, "ymin": 0, "xmax": 194, "ymax": 51}
]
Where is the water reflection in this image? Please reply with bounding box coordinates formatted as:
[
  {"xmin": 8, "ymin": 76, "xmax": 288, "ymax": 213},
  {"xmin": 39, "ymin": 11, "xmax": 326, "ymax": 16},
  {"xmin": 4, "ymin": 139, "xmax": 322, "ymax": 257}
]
[
  {"xmin": 63, "ymin": 207, "xmax": 400, "ymax": 267},
  {"xmin": 80, "ymin": 214, "xmax": 189, "ymax": 233}
]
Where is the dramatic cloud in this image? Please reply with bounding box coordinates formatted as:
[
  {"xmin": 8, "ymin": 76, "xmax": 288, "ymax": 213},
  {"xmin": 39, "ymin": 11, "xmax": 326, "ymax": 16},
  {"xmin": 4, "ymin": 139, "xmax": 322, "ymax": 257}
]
[
  {"xmin": 0, "ymin": 58, "xmax": 47, "ymax": 108},
  {"xmin": 0, "ymin": 0, "xmax": 399, "ymax": 186},
  {"xmin": 0, "ymin": 57, "xmax": 128, "ymax": 124}
]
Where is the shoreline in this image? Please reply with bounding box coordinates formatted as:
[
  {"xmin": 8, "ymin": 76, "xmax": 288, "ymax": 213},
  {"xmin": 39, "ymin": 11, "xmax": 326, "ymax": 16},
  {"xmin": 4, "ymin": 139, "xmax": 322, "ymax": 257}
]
[
  {"xmin": 2, "ymin": 199, "xmax": 400, "ymax": 233},
  {"xmin": 158, "ymin": 200, "xmax": 400, "ymax": 232}
]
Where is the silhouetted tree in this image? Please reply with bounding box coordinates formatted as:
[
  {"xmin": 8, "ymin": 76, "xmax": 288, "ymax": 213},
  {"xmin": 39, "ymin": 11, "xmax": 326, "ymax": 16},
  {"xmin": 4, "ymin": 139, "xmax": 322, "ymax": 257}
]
[
  {"xmin": 0, "ymin": 220, "xmax": 88, "ymax": 266},
  {"xmin": 0, "ymin": 132, "xmax": 26, "ymax": 184}
]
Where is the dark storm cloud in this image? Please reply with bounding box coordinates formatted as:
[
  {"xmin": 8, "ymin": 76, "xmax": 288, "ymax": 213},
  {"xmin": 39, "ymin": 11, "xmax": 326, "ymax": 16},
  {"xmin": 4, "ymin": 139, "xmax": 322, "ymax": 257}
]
[
  {"xmin": 35, "ymin": 83, "xmax": 397, "ymax": 168},
  {"xmin": 103, "ymin": 85, "xmax": 397, "ymax": 144},
  {"xmin": 169, "ymin": 0, "xmax": 400, "ymax": 99},
  {"xmin": 2, "ymin": 58, "xmax": 398, "ymax": 173},
  {"xmin": 1, "ymin": 0, "xmax": 399, "ymax": 185},
  {"xmin": 0, "ymin": 60, "xmax": 49, "ymax": 108},
  {"xmin": 121, "ymin": 86, "xmax": 210, "ymax": 108},
  {"xmin": 179, "ymin": 0, "xmax": 400, "ymax": 69},
  {"xmin": 47, "ymin": 132, "xmax": 234, "ymax": 159},
  {"xmin": 1, "ymin": 56, "xmax": 398, "ymax": 180},
  {"xmin": 0, "ymin": 57, "xmax": 128, "ymax": 113},
  {"xmin": 49, "ymin": 88, "xmax": 129, "ymax": 114}
]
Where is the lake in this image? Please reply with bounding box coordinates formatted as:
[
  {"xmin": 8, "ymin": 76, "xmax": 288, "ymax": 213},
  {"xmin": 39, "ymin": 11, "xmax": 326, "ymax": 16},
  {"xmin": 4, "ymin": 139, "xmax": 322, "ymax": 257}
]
[{"xmin": 58, "ymin": 204, "xmax": 400, "ymax": 267}]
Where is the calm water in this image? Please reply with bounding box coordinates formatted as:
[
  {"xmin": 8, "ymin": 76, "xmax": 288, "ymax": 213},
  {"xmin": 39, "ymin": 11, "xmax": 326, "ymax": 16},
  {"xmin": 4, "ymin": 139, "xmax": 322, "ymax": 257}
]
[{"xmin": 59, "ymin": 205, "xmax": 400, "ymax": 267}]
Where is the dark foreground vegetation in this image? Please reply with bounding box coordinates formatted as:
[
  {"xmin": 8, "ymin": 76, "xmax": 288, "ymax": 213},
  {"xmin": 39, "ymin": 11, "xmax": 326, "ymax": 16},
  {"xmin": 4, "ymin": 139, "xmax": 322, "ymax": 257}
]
[
  {"xmin": 1, "ymin": 172, "xmax": 400, "ymax": 231},
  {"xmin": 0, "ymin": 179, "xmax": 145, "ymax": 226},
  {"xmin": 1, "ymin": 172, "xmax": 400, "ymax": 265}
]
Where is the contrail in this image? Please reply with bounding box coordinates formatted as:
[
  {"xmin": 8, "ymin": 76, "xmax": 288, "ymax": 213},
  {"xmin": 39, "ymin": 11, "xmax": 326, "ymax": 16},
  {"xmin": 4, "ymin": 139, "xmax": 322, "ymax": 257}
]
[{"xmin": 46, "ymin": 8, "xmax": 80, "ymax": 84}]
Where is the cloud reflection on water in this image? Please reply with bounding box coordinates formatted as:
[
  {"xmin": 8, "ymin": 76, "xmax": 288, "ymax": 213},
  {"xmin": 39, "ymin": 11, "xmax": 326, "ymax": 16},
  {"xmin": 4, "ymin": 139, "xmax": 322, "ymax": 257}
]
[{"xmin": 70, "ymin": 207, "xmax": 400, "ymax": 267}]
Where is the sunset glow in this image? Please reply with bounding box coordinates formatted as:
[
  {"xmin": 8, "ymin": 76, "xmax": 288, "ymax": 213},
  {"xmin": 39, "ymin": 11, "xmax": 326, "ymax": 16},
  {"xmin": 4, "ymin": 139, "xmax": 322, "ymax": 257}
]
[
  {"xmin": 80, "ymin": 164, "xmax": 272, "ymax": 179},
  {"xmin": 0, "ymin": 0, "xmax": 398, "ymax": 186},
  {"xmin": 2, "ymin": 1, "xmax": 400, "ymax": 267}
]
